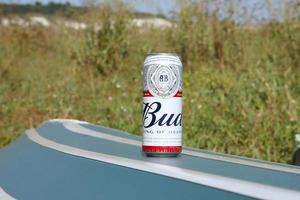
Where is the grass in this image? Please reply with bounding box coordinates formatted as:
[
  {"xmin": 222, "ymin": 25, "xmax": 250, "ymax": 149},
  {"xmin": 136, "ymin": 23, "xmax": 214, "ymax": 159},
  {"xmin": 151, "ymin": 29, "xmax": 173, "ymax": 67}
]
[{"xmin": 0, "ymin": 2, "xmax": 299, "ymax": 164}]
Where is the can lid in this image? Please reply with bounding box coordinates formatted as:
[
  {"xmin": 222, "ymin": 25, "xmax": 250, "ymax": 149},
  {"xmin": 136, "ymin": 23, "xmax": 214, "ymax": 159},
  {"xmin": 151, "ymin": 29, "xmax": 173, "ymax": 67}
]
[{"xmin": 148, "ymin": 53, "xmax": 178, "ymax": 56}]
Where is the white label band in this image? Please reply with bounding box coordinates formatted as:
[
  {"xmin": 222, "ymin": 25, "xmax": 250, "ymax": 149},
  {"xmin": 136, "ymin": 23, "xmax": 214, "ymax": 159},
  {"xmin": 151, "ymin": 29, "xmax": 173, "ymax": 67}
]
[{"xmin": 143, "ymin": 97, "xmax": 182, "ymax": 146}]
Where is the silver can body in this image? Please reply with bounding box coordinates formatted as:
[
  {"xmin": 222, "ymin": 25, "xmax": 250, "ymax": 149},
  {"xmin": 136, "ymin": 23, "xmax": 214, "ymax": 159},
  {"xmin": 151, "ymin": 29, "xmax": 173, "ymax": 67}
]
[{"xmin": 142, "ymin": 53, "xmax": 183, "ymax": 157}]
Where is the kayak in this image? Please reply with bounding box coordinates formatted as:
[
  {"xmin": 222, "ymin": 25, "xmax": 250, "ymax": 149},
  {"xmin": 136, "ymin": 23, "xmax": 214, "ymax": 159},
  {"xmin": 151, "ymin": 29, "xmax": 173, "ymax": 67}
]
[{"xmin": 1, "ymin": 119, "xmax": 300, "ymax": 200}]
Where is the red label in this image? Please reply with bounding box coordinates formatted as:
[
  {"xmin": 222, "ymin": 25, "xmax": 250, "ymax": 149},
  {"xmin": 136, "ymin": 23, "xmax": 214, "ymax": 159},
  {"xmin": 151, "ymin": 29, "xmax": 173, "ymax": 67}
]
[
  {"xmin": 143, "ymin": 146, "xmax": 182, "ymax": 153},
  {"xmin": 143, "ymin": 91, "xmax": 153, "ymax": 97},
  {"xmin": 174, "ymin": 91, "xmax": 182, "ymax": 97},
  {"xmin": 143, "ymin": 91, "xmax": 182, "ymax": 97}
]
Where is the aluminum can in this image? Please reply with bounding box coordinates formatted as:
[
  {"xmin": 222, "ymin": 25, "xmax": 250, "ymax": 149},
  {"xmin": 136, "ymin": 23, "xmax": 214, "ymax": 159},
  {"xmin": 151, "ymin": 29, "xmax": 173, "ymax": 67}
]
[{"xmin": 142, "ymin": 53, "xmax": 183, "ymax": 157}]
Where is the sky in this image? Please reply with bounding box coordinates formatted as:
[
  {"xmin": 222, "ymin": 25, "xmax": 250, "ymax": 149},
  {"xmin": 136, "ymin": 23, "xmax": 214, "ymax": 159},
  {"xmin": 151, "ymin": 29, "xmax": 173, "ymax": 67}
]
[{"xmin": 0, "ymin": 0, "xmax": 290, "ymax": 22}]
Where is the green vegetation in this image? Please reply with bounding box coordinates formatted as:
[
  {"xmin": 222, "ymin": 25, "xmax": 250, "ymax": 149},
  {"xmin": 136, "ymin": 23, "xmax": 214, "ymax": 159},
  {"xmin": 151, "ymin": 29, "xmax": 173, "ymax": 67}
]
[{"xmin": 0, "ymin": 2, "xmax": 299, "ymax": 164}]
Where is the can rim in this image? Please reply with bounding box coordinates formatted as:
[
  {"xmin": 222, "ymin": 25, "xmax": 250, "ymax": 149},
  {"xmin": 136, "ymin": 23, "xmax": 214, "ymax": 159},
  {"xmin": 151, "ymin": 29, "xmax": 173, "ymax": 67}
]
[{"xmin": 147, "ymin": 53, "xmax": 178, "ymax": 56}]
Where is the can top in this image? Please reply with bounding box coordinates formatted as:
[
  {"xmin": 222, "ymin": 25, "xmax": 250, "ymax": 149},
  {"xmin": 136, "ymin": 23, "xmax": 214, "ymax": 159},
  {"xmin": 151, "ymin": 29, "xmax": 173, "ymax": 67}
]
[{"xmin": 148, "ymin": 53, "xmax": 178, "ymax": 56}]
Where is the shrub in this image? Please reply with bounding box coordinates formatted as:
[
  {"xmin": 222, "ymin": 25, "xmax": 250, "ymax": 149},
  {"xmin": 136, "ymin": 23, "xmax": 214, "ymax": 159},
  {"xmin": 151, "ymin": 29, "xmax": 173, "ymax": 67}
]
[{"xmin": 73, "ymin": 4, "xmax": 132, "ymax": 76}]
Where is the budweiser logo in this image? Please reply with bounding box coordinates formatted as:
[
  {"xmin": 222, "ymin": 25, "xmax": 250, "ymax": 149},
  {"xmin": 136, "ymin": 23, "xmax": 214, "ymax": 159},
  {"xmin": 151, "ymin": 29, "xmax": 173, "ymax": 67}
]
[
  {"xmin": 146, "ymin": 64, "xmax": 180, "ymax": 98},
  {"xmin": 143, "ymin": 102, "xmax": 182, "ymax": 128}
]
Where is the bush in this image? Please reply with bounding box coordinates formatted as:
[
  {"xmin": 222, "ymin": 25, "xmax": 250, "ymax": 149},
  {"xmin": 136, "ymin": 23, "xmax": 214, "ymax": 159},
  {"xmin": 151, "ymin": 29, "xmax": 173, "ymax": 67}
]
[{"xmin": 73, "ymin": 4, "xmax": 132, "ymax": 76}]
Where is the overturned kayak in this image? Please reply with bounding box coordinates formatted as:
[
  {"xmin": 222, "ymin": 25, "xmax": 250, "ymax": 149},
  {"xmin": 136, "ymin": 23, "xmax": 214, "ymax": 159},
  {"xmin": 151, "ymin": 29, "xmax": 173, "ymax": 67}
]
[{"xmin": 0, "ymin": 119, "xmax": 300, "ymax": 200}]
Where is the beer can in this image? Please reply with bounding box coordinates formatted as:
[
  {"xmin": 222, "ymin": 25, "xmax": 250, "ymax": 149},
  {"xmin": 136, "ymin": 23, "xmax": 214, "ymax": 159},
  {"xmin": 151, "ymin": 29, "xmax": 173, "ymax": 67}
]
[{"xmin": 142, "ymin": 53, "xmax": 183, "ymax": 157}]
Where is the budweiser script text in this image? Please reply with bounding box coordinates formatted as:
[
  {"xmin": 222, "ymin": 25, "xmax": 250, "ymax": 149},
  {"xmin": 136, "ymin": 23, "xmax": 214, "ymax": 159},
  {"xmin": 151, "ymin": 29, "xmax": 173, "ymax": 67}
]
[{"xmin": 143, "ymin": 102, "xmax": 182, "ymax": 128}]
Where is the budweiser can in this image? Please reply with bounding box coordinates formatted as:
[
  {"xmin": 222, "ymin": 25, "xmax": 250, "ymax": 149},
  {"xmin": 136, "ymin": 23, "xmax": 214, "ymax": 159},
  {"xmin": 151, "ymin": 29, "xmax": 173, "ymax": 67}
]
[{"xmin": 142, "ymin": 53, "xmax": 183, "ymax": 157}]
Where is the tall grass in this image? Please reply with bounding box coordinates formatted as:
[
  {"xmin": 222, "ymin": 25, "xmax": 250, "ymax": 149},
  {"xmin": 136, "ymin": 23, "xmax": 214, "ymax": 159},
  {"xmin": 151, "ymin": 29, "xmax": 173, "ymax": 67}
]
[
  {"xmin": 0, "ymin": 1, "xmax": 299, "ymax": 163},
  {"xmin": 74, "ymin": 4, "xmax": 132, "ymax": 75}
]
